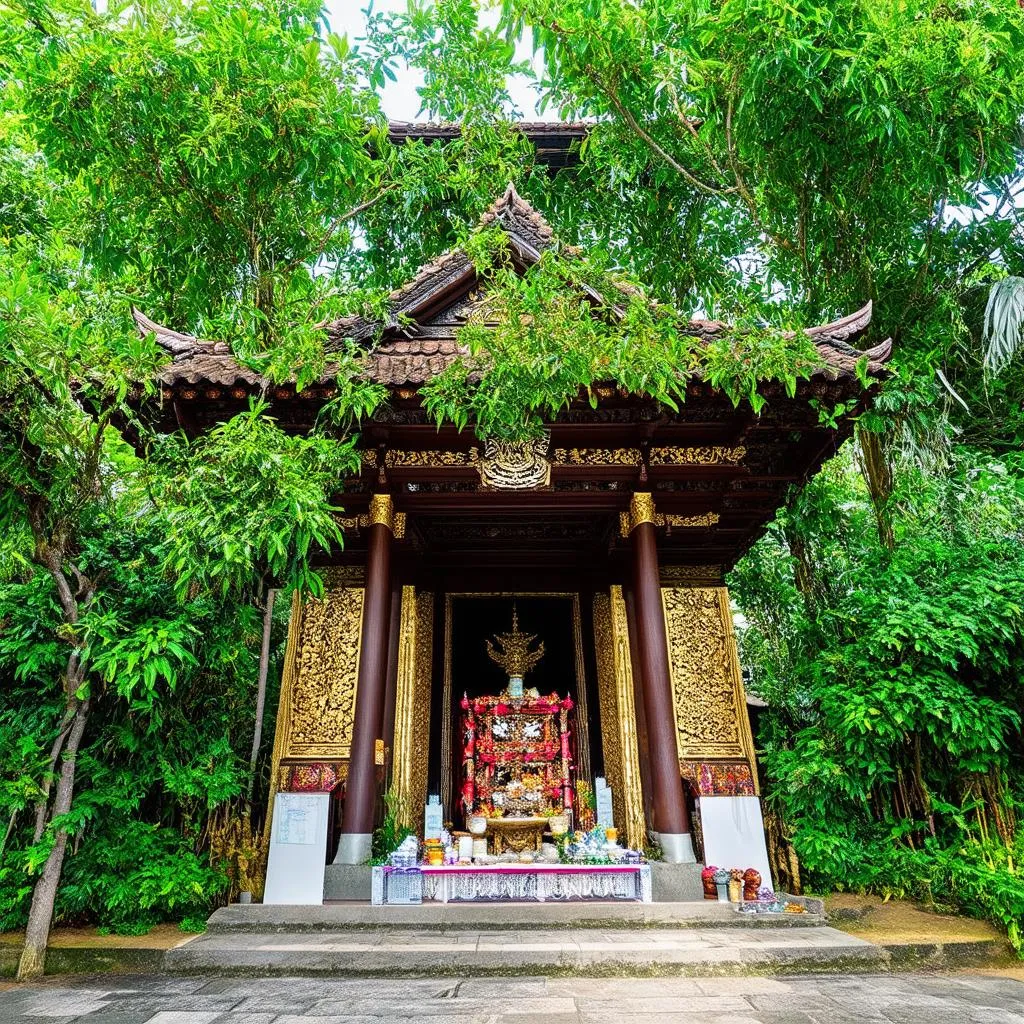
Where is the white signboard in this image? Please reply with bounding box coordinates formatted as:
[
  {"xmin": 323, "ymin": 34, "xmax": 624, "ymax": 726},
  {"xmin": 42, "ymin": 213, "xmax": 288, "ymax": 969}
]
[
  {"xmin": 263, "ymin": 792, "xmax": 329, "ymax": 905},
  {"xmin": 700, "ymin": 796, "xmax": 773, "ymax": 887},
  {"xmin": 424, "ymin": 796, "xmax": 443, "ymax": 840},
  {"xmin": 595, "ymin": 777, "xmax": 614, "ymax": 828}
]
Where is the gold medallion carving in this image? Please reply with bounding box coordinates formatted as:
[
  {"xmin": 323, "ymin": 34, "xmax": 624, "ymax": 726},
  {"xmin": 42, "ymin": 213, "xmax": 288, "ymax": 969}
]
[
  {"xmin": 592, "ymin": 588, "xmax": 647, "ymax": 851},
  {"xmin": 476, "ymin": 434, "xmax": 551, "ymax": 490},
  {"xmin": 661, "ymin": 586, "xmax": 757, "ymax": 771}
]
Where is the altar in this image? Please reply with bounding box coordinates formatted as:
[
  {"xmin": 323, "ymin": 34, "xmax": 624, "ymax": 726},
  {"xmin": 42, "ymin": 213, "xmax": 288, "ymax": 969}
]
[
  {"xmin": 458, "ymin": 608, "xmax": 578, "ymax": 854},
  {"xmin": 372, "ymin": 863, "xmax": 652, "ymax": 904}
]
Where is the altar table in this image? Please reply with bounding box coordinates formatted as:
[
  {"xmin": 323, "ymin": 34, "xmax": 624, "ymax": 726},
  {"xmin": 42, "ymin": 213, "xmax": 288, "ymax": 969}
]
[{"xmin": 372, "ymin": 863, "xmax": 652, "ymax": 904}]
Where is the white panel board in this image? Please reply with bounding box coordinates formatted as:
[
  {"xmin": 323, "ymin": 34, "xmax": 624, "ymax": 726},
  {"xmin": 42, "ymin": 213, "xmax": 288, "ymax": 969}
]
[
  {"xmin": 263, "ymin": 792, "xmax": 329, "ymax": 905},
  {"xmin": 699, "ymin": 796, "xmax": 773, "ymax": 887}
]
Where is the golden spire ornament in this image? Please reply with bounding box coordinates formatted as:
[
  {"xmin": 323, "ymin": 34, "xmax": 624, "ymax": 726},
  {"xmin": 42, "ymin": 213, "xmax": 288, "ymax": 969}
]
[{"xmin": 486, "ymin": 605, "xmax": 545, "ymax": 681}]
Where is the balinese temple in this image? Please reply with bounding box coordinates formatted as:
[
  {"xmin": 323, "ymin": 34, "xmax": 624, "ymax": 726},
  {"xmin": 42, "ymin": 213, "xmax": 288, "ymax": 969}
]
[{"xmin": 132, "ymin": 155, "xmax": 891, "ymax": 900}]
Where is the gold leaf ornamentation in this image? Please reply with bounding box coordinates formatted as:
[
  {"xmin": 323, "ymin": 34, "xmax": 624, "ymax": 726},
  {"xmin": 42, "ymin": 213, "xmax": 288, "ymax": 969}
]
[
  {"xmin": 664, "ymin": 513, "xmax": 720, "ymax": 528},
  {"xmin": 284, "ymin": 588, "xmax": 364, "ymax": 759},
  {"xmin": 592, "ymin": 589, "xmax": 647, "ymax": 851},
  {"xmin": 649, "ymin": 446, "xmax": 747, "ymax": 465},
  {"xmin": 661, "ymin": 587, "xmax": 757, "ymax": 767},
  {"xmin": 553, "ymin": 447, "xmax": 642, "ymax": 466},
  {"xmin": 393, "ymin": 588, "xmax": 434, "ymax": 828},
  {"xmin": 384, "ymin": 449, "xmax": 477, "ymax": 467}
]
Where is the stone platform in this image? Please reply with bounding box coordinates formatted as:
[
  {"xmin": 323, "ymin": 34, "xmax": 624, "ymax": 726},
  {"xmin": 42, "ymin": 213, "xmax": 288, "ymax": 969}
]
[
  {"xmin": 205, "ymin": 899, "xmax": 826, "ymax": 933},
  {"xmin": 164, "ymin": 922, "xmax": 877, "ymax": 977},
  {"xmin": 163, "ymin": 900, "xmax": 869, "ymax": 977}
]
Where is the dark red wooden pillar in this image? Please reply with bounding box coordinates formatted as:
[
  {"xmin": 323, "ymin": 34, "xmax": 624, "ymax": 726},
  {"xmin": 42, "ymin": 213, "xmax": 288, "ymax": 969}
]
[
  {"xmin": 627, "ymin": 493, "xmax": 695, "ymax": 863},
  {"xmin": 336, "ymin": 495, "xmax": 395, "ymax": 864}
]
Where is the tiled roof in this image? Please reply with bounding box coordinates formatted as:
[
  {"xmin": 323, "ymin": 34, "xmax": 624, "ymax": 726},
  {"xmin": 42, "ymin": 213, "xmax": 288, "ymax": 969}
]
[{"xmin": 137, "ymin": 188, "xmax": 892, "ymax": 392}]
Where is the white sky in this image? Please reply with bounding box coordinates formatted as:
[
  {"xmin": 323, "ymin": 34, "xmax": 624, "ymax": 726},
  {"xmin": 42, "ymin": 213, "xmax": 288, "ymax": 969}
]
[{"xmin": 324, "ymin": 0, "xmax": 550, "ymax": 121}]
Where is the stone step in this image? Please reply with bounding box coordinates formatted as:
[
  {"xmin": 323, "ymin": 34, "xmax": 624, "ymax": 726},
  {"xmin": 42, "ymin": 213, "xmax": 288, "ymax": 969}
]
[
  {"xmin": 164, "ymin": 924, "xmax": 882, "ymax": 977},
  {"xmin": 206, "ymin": 899, "xmax": 826, "ymax": 934}
]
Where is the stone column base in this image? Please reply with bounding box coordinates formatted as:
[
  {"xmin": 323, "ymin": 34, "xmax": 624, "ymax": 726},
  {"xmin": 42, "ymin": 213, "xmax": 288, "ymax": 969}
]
[
  {"xmin": 657, "ymin": 832, "xmax": 696, "ymax": 864},
  {"xmin": 333, "ymin": 832, "xmax": 372, "ymax": 865}
]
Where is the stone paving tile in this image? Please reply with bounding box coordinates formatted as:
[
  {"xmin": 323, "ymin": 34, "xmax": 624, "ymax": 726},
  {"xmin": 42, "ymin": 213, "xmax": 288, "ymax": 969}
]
[
  {"xmin": 15, "ymin": 995, "xmax": 112, "ymax": 1017},
  {"xmin": 576, "ymin": 994, "xmax": 753, "ymax": 1014},
  {"xmin": 304, "ymin": 998, "xmax": 484, "ymax": 1017},
  {"xmin": 451, "ymin": 979, "xmax": 549, "ymax": 996},
  {"xmin": 578, "ymin": 1016, "xmax": 762, "ymax": 1024},
  {"xmin": 692, "ymin": 979, "xmax": 792, "ymax": 995},
  {"xmin": 145, "ymin": 1014, "xmax": 222, "ymax": 1024},
  {"xmin": 226, "ymin": 995, "xmax": 318, "ymax": 1013},
  {"xmin": 209, "ymin": 1015, "xmax": 280, "ymax": 1024},
  {"xmin": 276, "ymin": 1017, "xmax": 499, "ymax": 1024}
]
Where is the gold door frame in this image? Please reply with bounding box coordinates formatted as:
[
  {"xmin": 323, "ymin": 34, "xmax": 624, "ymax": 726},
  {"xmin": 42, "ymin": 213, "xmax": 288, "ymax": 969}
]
[
  {"xmin": 392, "ymin": 587, "xmax": 434, "ymax": 829},
  {"xmin": 441, "ymin": 592, "xmax": 592, "ymax": 816},
  {"xmin": 592, "ymin": 587, "xmax": 647, "ymax": 851}
]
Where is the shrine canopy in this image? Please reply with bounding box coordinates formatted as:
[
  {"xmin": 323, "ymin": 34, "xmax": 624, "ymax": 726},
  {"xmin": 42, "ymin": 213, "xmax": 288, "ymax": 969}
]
[{"xmin": 131, "ymin": 182, "xmax": 892, "ymax": 577}]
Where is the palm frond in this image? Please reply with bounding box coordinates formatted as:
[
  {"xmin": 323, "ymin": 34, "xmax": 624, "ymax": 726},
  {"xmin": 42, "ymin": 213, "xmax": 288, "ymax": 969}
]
[{"xmin": 982, "ymin": 276, "xmax": 1024, "ymax": 375}]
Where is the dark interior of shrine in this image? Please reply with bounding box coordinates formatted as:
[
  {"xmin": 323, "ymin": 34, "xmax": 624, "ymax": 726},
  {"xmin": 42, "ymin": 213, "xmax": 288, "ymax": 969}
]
[{"xmin": 450, "ymin": 596, "xmax": 577, "ymax": 699}]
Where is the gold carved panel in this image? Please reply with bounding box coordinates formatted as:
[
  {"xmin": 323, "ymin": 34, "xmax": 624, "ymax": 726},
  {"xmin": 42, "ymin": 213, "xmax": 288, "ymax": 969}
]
[
  {"xmin": 282, "ymin": 586, "xmax": 364, "ymax": 759},
  {"xmin": 592, "ymin": 588, "xmax": 647, "ymax": 850},
  {"xmin": 553, "ymin": 447, "xmax": 642, "ymax": 466},
  {"xmin": 393, "ymin": 588, "xmax": 434, "ymax": 829},
  {"xmin": 661, "ymin": 586, "xmax": 757, "ymax": 767},
  {"xmin": 648, "ymin": 446, "xmax": 746, "ymax": 465}
]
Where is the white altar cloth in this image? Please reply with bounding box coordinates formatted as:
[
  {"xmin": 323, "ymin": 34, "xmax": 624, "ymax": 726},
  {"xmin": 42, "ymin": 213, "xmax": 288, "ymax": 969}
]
[{"xmin": 372, "ymin": 863, "xmax": 651, "ymax": 904}]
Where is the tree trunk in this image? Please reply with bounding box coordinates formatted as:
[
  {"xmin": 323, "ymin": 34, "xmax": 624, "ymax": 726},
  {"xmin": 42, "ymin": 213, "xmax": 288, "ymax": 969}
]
[
  {"xmin": 246, "ymin": 588, "xmax": 276, "ymax": 805},
  {"xmin": 32, "ymin": 710, "xmax": 76, "ymax": 843},
  {"xmin": 856, "ymin": 426, "xmax": 895, "ymax": 551},
  {"xmin": 0, "ymin": 808, "xmax": 17, "ymax": 862},
  {"xmin": 17, "ymin": 698, "xmax": 90, "ymax": 981}
]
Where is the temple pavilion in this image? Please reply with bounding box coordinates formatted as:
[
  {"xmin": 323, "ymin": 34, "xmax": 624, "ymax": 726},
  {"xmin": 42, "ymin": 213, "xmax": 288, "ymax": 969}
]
[{"xmin": 132, "ymin": 165, "xmax": 891, "ymax": 896}]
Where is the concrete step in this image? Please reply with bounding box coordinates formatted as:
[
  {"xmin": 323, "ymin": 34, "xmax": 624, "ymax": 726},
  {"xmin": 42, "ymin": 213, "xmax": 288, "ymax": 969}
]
[
  {"xmin": 164, "ymin": 924, "xmax": 882, "ymax": 977},
  {"xmin": 206, "ymin": 899, "xmax": 826, "ymax": 934}
]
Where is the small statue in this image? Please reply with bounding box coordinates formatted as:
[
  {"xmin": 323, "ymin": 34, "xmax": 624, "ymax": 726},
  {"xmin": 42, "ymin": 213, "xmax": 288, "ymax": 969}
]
[{"xmin": 743, "ymin": 867, "xmax": 762, "ymax": 902}]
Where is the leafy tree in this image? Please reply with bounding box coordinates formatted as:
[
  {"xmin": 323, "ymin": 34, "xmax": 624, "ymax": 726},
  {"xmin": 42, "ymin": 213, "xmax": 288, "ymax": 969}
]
[{"xmin": 1, "ymin": 0, "xmax": 1024, "ymax": 963}]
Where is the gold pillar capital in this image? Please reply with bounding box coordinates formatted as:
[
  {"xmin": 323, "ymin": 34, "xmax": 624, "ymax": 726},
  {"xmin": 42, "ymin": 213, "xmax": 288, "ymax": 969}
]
[
  {"xmin": 368, "ymin": 493, "xmax": 396, "ymax": 533},
  {"xmin": 621, "ymin": 492, "xmax": 658, "ymax": 537}
]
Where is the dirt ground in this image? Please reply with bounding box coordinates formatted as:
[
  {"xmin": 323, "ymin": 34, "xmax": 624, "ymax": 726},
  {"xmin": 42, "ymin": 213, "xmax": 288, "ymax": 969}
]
[
  {"xmin": 0, "ymin": 923, "xmax": 199, "ymax": 950},
  {"xmin": 827, "ymin": 892, "xmax": 1005, "ymax": 945}
]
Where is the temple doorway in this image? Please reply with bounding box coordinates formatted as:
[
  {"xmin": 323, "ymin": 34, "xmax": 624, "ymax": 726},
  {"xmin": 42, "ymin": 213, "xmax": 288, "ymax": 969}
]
[{"xmin": 435, "ymin": 593, "xmax": 596, "ymax": 826}]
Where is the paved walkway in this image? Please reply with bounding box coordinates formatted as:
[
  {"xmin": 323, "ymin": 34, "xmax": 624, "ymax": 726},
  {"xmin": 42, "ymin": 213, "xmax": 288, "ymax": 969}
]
[{"xmin": 2, "ymin": 972, "xmax": 1023, "ymax": 1023}]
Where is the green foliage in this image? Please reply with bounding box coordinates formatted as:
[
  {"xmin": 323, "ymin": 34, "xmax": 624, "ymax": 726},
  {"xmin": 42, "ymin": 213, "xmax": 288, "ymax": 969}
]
[
  {"xmin": 56, "ymin": 820, "xmax": 229, "ymax": 932},
  {"xmin": 151, "ymin": 401, "xmax": 362, "ymax": 601},
  {"xmin": 371, "ymin": 788, "xmax": 415, "ymax": 865},
  {"xmin": 420, "ymin": 231, "xmax": 821, "ymax": 439},
  {"xmin": 732, "ymin": 447, "xmax": 1024, "ymax": 950}
]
